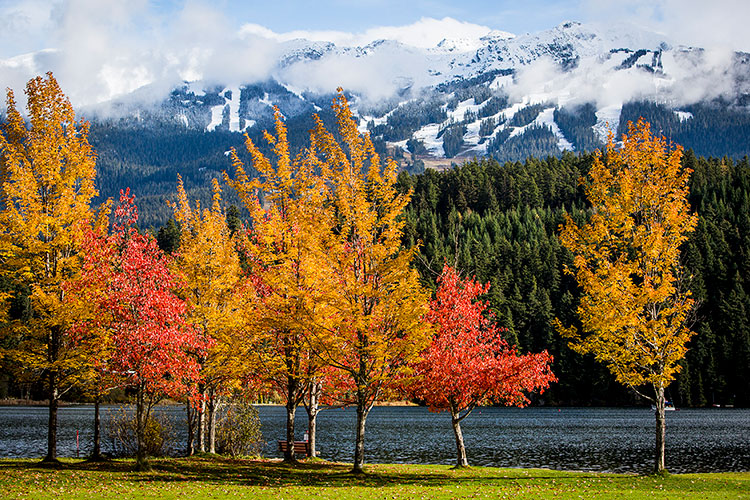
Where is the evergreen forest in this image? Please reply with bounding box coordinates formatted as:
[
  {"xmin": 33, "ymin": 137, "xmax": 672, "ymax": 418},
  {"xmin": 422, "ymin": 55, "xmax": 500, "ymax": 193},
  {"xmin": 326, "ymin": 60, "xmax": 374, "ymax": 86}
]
[{"xmin": 395, "ymin": 151, "xmax": 750, "ymax": 407}]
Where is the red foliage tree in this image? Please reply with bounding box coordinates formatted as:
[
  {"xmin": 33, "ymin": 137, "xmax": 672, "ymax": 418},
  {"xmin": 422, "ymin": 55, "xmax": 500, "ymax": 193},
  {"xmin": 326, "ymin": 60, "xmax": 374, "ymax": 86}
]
[
  {"xmin": 411, "ymin": 264, "xmax": 556, "ymax": 467},
  {"xmin": 74, "ymin": 190, "xmax": 207, "ymax": 469}
]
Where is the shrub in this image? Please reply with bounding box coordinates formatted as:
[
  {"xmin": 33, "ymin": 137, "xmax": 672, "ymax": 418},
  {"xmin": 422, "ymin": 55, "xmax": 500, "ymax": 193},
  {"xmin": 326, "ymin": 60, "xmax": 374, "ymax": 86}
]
[
  {"xmin": 105, "ymin": 406, "xmax": 175, "ymax": 458},
  {"xmin": 216, "ymin": 400, "xmax": 264, "ymax": 457}
]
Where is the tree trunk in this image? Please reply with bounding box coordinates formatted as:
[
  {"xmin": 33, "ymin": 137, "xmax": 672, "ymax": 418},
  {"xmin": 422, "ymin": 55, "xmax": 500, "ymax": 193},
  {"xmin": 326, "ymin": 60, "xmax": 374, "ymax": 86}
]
[
  {"xmin": 284, "ymin": 393, "xmax": 297, "ymax": 462},
  {"xmin": 352, "ymin": 400, "xmax": 368, "ymax": 474},
  {"xmin": 90, "ymin": 397, "xmax": 103, "ymax": 461},
  {"xmin": 450, "ymin": 406, "xmax": 469, "ymax": 468},
  {"xmin": 135, "ymin": 386, "xmax": 149, "ymax": 471},
  {"xmin": 42, "ymin": 369, "xmax": 59, "ymax": 463},
  {"xmin": 654, "ymin": 384, "xmax": 667, "ymax": 474},
  {"xmin": 305, "ymin": 379, "xmax": 322, "ymax": 458},
  {"xmin": 197, "ymin": 389, "xmax": 206, "ymax": 453},
  {"xmin": 207, "ymin": 389, "xmax": 217, "ymax": 454},
  {"xmin": 186, "ymin": 401, "xmax": 196, "ymax": 456},
  {"xmin": 307, "ymin": 411, "xmax": 317, "ymax": 458}
]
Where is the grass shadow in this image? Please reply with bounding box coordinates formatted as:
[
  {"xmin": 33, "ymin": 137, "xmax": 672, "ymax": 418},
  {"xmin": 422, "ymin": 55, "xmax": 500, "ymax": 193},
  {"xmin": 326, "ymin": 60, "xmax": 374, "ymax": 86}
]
[{"xmin": 0, "ymin": 456, "xmax": 666, "ymax": 492}]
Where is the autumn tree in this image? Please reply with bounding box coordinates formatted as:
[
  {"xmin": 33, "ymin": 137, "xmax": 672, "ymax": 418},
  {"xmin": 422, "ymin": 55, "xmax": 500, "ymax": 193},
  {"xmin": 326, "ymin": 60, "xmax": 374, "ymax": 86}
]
[
  {"xmin": 64, "ymin": 213, "xmax": 121, "ymax": 462},
  {"xmin": 0, "ymin": 73, "xmax": 99, "ymax": 463},
  {"xmin": 412, "ymin": 264, "xmax": 555, "ymax": 467},
  {"xmin": 171, "ymin": 175, "xmax": 244, "ymax": 454},
  {"xmin": 225, "ymin": 109, "xmax": 331, "ymax": 462},
  {"xmin": 77, "ymin": 190, "xmax": 206, "ymax": 470},
  {"xmin": 556, "ymin": 120, "xmax": 698, "ymax": 473},
  {"xmin": 309, "ymin": 90, "xmax": 432, "ymax": 473}
]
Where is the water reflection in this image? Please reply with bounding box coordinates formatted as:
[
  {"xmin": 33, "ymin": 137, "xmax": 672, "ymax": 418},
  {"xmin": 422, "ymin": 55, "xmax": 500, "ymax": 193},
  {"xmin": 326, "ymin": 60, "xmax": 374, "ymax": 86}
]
[{"xmin": 0, "ymin": 405, "xmax": 748, "ymax": 474}]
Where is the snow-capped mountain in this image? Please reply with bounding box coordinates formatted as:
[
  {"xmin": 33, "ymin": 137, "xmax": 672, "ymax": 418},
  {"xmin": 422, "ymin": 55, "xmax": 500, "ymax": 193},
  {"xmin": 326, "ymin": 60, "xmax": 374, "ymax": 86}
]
[
  {"xmin": 5, "ymin": 19, "xmax": 735, "ymax": 227},
  {"xmin": 7, "ymin": 17, "xmax": 750, "ymax": 221},
  {"xmin": 78, "ymin": 19, "xmax": 750, "ymax": 168}
]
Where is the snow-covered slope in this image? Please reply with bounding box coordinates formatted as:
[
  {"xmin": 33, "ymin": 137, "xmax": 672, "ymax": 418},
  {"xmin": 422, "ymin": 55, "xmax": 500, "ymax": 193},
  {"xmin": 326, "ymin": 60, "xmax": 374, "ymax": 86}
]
[{"xmin": 25, "ymin": 20, "xmax": 748, "ymax": 163}]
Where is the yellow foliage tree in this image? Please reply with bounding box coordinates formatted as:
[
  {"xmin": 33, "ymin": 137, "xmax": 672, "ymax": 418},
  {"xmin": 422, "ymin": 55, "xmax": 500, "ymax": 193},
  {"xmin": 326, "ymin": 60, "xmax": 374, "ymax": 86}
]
[
  {"xmin": 171, "ymin": 175, "xmax": 244, "ymax": 454},
  {"xmin": 556, "ymin": 119, "xmax": 698, "ymax": 473},
  {"xmin": 0, "ymin": 73, "xmax": 100, "ymax": 462},
  {"xmin": 225, "ymin": 108, "xmax": 332, "ymax": 461},
  {"xmin": 309, "ymin": 90, "xmax": 432, "ymax": 473}
]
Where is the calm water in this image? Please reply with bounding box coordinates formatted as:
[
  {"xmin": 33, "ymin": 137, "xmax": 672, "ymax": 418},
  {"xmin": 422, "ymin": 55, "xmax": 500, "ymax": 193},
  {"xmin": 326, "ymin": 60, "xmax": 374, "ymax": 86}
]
[{"xmin": 1, "ymin": 405, "xmax": 748, "ymax": 474}]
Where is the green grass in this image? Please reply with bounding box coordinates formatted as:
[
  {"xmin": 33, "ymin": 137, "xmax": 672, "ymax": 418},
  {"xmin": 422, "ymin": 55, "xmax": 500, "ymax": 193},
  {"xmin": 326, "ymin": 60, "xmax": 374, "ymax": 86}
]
[{"xmin": 0, "ymin": 457, "xmax": 747, "ymax": 499}]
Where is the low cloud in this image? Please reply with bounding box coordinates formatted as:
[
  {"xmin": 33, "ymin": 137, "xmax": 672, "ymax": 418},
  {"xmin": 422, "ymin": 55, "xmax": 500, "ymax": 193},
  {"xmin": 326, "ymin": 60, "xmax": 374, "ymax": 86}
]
[
  {"xmin": 0, "ymin": 0, "xmax": 745, "ymax": 116},
  {"xmin": 509, "ymin": 39, "xmax": 739, "ymax": 111},
  {"xmin": 277, "ymin": 44, "xmax": 432, "ymax": 101},
  {"xmin": 0, "ymin": 0, "xmax": 281, "ymax": 109},
  {"xmin": 581, "ymin": 0, "xmax": 750, "ymax": 52},
  {"xmin": 240, "ymin": 17, "xmax": 494, "ymax": 49}
]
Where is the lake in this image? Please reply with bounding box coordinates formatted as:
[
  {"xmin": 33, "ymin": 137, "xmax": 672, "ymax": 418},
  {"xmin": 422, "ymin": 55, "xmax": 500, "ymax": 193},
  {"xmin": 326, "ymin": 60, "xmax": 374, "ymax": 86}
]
[{"xmin": 0, "ymin": 405, "xmax": 748, "ymax": 474}]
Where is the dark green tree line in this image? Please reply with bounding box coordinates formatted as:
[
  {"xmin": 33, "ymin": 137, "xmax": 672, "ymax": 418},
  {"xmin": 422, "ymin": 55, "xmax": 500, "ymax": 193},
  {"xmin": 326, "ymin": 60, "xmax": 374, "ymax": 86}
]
[{"xmin": 398, "ymin": 151, "xmax": 750, "ymax": 407}]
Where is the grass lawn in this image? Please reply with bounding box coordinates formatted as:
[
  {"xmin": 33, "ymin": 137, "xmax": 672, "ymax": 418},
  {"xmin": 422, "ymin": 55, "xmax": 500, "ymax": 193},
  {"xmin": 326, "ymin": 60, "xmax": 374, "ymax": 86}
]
[{"xmin": 0, "ymin": 456, "xmax": 748, "ymax": 499}]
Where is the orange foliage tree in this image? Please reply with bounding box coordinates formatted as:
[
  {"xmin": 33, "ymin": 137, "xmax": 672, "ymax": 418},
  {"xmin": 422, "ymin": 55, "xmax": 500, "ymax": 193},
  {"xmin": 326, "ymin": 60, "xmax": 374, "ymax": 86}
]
[
  {"xmin": 556, "ymin": 120, "xmax": 698, "ymax": 473},
  {"xmin": 171, "ymin": 175, "xmax": 244, "ymax": 454},
  {"xmin": 225, "ymin": 109, "xmax": 332, "ymax": 461},
  {"xmin": 0, "ymin": 73, "xmax": 100, "ymax": 463},
  {"xmin": 411, "ymin": 264, "xmax": 556, "ymax": 467},
  {"xmin": 309, "ymin": 90, "xmax": 432, "ymax": 473}
]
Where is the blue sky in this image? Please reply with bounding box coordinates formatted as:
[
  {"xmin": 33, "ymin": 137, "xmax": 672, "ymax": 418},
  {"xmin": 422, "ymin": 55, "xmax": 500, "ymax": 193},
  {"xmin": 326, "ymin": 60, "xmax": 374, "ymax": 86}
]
[
  {"xmin": 0, "ymin": 0, "xmax": 746, "ymax": 60},
  {"xmin": 200, "ymin": 0, "xmax": 584, "ymax": 36}
]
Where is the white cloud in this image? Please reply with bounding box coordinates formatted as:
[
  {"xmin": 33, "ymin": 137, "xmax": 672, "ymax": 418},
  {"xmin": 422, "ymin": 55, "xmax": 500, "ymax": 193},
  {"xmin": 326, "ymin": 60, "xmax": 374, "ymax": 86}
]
[
  {"xmin": 277, "ymin": 42, "xmax": 432, "ymax": 101},
  {"xmin": 0, "ymin": 0, "xmax": 61, "ymax": 58},
  {"xmin": 240, "ymin": 17, "xmax": 494, "ymax": 49},
  {"xmin": 582, "ymin": 0, "xmax": 750, "ymax": 52},
  {"xmin": 509, "ymin": 42, "xmax": 738, "ymax": 112},
  {"xmin": 0, "ymin": 0, "xmax": 281, "ymax": 108}
]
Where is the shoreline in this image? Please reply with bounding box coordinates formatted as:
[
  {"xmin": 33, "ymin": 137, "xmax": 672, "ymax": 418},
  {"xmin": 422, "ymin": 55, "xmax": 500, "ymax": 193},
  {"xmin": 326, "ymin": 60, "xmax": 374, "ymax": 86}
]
[
  {"xmin": 3, "ymin": 399, "xmax": 746, "ymax": 409},
  {"xmin": 0, "ymin": 399, "xmax": 420, "ymax": 408}
]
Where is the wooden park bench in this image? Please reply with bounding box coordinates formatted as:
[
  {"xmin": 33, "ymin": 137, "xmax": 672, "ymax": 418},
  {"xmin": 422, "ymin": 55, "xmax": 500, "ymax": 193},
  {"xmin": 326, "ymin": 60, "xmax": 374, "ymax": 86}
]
[{"xmin": 277, "ymin": 439, "xmax": 311, "ymax": 458}]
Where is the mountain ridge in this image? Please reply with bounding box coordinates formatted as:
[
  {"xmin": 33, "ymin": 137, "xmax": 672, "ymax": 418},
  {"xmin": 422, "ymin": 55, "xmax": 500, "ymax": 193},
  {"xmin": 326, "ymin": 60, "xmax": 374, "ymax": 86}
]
[
  {"xmin": 76, "ymin": 20, "xmax": 750, "ymax": 160},
  {"xmin": 6, "ymin": 20, "xmax": 750, "ymax": 226}
]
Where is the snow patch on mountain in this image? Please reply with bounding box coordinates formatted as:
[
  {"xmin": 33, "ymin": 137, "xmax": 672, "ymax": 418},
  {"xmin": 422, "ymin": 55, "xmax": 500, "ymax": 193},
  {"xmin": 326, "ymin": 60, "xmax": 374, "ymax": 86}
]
[
  {"xmin": 206, "ymin": 86, "xmax": 249, "ymax": 132},
  {"xmin": 413, "ymin": 123, "xmax": 445, "ymax": 157},
  {"xmin": 227, "ymin": 87, "xmax": 242, "ymax": 132},
  {"xmin": 537, "ymin": 107, "xmax": 574, "ymax": 151},
  {"xmin": 448, "ymin": 98, "xmax": 483, "ymax": 122},
  {"xmin": 207, "ymin": 104, "xmax": 224, "ymax": 132},
  {"xmin": 594, "ymin": 104, "xmax": 622, "ymax": 143},
  {"xmin": 489, "ymin": 74, "xmax": 514, "ymax": 90},
  {"xmin": 507, "ymin": 107, "xmax": 569, "ymax": 145},
  {"xmin": 462, "ymin": 119, "xmax": 488, "ymax": 156}
]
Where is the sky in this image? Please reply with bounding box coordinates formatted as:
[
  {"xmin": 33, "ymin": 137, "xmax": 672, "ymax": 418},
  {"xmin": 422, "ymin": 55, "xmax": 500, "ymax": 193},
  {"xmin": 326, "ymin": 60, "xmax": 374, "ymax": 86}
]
[
  {"xmin": 0, "ymin": 0, "xmax": 748, "ymax": 107},
  {"xmin": 2, "ymin": 0, "xmax": 749, "ymax": 59}
]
